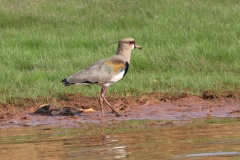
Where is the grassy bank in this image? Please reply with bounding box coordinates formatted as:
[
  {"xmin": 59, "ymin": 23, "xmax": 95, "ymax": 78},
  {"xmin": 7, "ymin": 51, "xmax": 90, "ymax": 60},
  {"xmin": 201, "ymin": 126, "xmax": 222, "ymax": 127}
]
[{"xmin": 1, "ymin": 0, "xmax": 240, "ymax": 103}]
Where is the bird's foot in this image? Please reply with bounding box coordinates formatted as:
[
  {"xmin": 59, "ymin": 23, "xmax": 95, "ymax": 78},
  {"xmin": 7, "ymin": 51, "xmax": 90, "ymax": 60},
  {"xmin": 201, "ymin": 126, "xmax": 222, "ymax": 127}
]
[
  {"xmin": 113, "ymin": 104, "xmax": 127, "ymax": 117},
  {"xmin": 110, "ymin": 109, "xmax": 120, "ymax": 117},
  {"xmin": 115, "ymin": 112, "xmax": 120, "ymax": 117}
]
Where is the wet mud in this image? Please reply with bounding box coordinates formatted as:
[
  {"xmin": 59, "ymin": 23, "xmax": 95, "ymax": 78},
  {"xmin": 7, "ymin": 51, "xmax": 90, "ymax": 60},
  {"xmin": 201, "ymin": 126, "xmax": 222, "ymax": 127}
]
[{"xmin": 0, "ymin": 92, "xmax": 240, "ymax": 128}]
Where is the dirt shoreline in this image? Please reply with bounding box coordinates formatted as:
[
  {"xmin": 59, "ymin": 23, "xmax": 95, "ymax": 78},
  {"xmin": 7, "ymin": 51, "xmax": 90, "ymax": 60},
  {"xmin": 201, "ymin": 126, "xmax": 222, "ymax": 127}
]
[{"xmin": 0, "ymin": 92, "xmax": 240, "ymax": 128}]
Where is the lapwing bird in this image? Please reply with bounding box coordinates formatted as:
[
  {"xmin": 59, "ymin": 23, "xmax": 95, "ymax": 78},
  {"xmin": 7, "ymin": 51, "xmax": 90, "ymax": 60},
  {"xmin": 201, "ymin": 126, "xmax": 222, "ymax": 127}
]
[{"xmin": 62, "ymin": 38, "xmax": 142, "ymax": 117}]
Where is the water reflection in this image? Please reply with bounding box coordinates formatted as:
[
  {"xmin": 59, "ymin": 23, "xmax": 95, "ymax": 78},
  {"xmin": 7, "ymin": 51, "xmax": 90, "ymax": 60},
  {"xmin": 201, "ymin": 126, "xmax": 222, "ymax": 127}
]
[
  {"xmin": 174, "ymin": 151, "xmax": 240, "ymax": 159},
  {"xmin": 0, "ymin": 119, "xmax": 240, "ymax": 159}
]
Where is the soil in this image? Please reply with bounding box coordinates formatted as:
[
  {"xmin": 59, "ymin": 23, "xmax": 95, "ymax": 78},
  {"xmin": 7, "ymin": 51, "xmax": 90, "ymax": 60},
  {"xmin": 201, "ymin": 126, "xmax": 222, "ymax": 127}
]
[{"xmin": 0, "ymin": 91, "xmax": 240, "ymax": 128}]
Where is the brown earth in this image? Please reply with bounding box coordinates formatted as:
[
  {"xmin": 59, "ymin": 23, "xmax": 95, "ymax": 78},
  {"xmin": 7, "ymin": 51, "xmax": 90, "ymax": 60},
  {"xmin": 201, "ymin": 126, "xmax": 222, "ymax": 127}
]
[{"xmin": 0, "ymin": 91, "xmax": 240, "ymax": 128}]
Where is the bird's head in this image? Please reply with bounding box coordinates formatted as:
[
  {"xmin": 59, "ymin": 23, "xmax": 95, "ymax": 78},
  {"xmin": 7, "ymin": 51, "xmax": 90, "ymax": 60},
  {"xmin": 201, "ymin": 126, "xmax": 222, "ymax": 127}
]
[{"xmin": 118, "ymin": 38, "xmax": 142, "ymax": 51}]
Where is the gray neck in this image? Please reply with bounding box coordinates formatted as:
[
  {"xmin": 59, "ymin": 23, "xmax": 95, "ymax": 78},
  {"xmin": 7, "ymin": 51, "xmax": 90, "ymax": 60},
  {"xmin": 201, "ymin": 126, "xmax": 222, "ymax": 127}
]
[{"xmin": 116, "ymin": 48, "xmax": 132, "ymax": 63}]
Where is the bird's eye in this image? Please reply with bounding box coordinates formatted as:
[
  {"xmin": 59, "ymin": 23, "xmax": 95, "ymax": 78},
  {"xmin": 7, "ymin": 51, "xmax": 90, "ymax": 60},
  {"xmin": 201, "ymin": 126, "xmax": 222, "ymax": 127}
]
[{"xmin": 129, "ymin": 41, "xmax": 135, "ymax": 44}]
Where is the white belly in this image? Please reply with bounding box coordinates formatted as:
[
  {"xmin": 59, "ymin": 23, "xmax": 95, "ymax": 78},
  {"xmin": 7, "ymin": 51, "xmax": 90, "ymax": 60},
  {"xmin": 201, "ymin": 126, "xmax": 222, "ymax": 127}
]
[{"xmin": 104, "ymin": 71, "xmax": 125, "ymax": 86}]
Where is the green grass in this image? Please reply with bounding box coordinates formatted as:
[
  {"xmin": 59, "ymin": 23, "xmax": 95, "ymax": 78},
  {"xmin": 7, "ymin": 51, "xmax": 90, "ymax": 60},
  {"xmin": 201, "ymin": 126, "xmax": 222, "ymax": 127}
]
[{"xmin": 1, "ymin": 0, "xmax": 240, "ymax": 103}]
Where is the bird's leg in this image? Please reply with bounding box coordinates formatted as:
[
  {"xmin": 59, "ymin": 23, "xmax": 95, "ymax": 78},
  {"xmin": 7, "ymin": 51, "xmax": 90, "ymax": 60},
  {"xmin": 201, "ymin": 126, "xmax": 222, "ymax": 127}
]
[
  {"xmin": 100, "ymin": 86, "xmax": 120, "ymax": 117},
  {"xmin": 100, "ymin": 86, "xmax": 115, "ymax": 112},
  {"xmin": 99, "ymin": 97, "xmax": 104, "ymax": 117},
  {"xmin": 104, "ymin": 97, "xmax": 120, "ymax": 117}
]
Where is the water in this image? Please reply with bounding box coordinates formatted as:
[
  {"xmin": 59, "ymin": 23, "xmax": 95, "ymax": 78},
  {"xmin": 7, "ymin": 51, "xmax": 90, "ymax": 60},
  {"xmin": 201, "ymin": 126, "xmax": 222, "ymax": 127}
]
[{"xmin": 0, "ymin": 119, "xmax": 240, "ymax": 160}]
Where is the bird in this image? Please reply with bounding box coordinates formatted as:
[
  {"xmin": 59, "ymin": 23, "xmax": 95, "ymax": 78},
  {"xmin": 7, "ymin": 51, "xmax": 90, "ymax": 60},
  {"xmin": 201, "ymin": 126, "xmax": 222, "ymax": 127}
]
[{"xmin": 61, "ymin": 38, "xmax": 142, "ymax": 117}]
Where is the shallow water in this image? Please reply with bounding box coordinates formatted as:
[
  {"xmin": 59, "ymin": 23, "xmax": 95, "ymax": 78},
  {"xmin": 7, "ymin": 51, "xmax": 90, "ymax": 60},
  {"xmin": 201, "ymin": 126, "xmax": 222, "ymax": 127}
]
[{"xmin": 0, "ymin": 119, "xmax": 240, "ymax": 160}]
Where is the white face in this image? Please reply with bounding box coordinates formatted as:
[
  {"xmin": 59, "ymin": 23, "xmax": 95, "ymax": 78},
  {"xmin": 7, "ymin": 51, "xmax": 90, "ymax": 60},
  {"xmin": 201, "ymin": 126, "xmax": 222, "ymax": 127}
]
[
  {"xmin": 129, "ymin": 40, "xmax": 135, "ymax": 50},
  {"xmin": 119, "ymin": 38, "xmax": 142, "ymax": 51}
]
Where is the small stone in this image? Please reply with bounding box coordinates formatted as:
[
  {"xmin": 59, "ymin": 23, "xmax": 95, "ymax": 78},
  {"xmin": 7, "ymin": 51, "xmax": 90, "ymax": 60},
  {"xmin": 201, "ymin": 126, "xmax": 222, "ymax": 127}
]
[
  {"xmin": 34, "ymin": 104, "xmax": 51, "ymax": 113},
  {"xmin": 39, "ymin": 104, "xmax": 50, "ymax": 110},
  {"xmin": 115, "ymin": 104, "xmax": 126, "ymax": 112},
  {"xmin": 51, "ymin": 110, "xmax": 61, "ymax": 115}
]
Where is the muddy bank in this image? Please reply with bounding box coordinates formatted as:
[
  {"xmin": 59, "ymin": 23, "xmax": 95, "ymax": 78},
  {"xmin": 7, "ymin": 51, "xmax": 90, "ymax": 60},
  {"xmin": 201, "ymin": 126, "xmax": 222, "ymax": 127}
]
[{"xmin": 0, "ymin": 92, "xmax": 240, "ymax": 128}]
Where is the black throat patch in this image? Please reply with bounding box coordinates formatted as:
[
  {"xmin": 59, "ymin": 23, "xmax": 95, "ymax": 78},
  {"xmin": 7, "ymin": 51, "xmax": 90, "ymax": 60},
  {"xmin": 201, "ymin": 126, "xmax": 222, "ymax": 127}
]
[{"xmin": 123, "ymin": 61, "xmax": 129, "ymax": 77}]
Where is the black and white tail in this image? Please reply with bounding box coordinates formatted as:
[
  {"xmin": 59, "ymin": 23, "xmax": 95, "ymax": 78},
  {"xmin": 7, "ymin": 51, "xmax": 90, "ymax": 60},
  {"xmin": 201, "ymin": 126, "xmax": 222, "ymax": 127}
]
[{"xmin": 61, "ymin": 78, "xmax": 73, "ymax": 86}]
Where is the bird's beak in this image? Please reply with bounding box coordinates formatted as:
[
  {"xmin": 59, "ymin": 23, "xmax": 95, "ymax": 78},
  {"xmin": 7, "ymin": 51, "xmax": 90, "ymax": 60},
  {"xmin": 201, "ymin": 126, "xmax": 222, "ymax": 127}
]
[{"xmin": 134, "ymin": 44, "xmax": 142, "ymax": 50}]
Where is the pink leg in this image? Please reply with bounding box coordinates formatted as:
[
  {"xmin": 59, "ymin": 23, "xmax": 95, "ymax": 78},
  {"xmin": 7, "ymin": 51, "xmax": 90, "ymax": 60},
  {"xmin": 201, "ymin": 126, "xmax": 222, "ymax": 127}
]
[
  {"xmin": 99, "ymin": 87, "xmax": 106, "ymax": 117},
  {"xmin": 99, "ymin": 86, "xmax": 119, "ymax": 117},
  {"xmin": 100, "ymin": 86, "xmax": 108, "ymax": 101}
]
